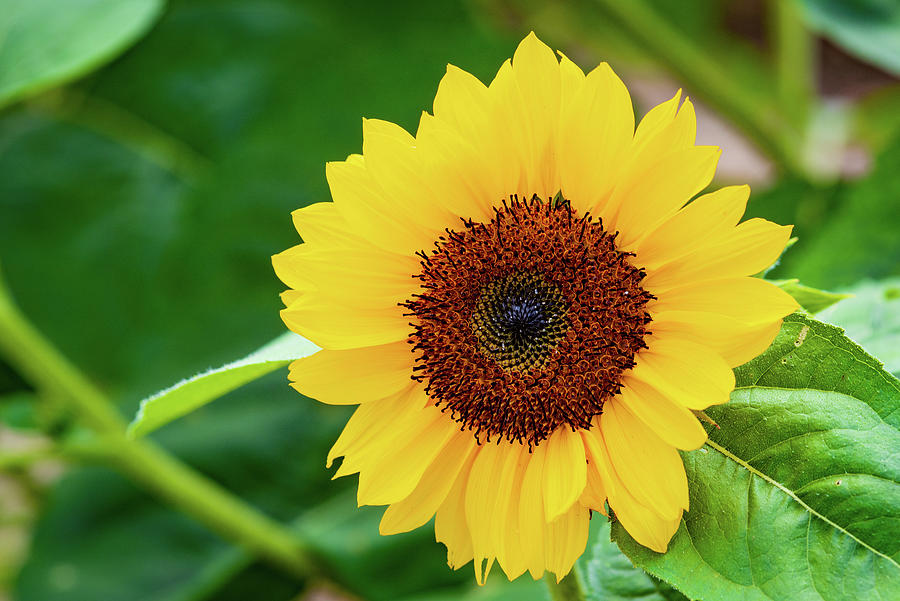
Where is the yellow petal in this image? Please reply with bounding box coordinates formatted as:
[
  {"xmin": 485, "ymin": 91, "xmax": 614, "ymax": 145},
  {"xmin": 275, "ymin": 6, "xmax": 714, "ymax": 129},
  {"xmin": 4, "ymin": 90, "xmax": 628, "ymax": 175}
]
[
  {"xmin": 643, "ymin": 219, "xmax": 793, "ymax": 291},
  {"xmin": 326, "ymin": 155, "xmax": 433, "ymax": 255},
  {"xmin": 489, "ymin": 59, "xmax": 538, "ymax": 197},
  {"xmin": 361, "ymin": 118, "xmax": 457, "ymax": 236},
  {"xmin": 465, "ymin": 440, "xmax": 524, "ymax": 583},
  {"xmin": 632, "ymin": 90, "xmax": 682, "ymax": 150},
  {"xmin": 287, "ymin": 342, "xmax": 413, "ymax": 405},
  {"xmin": 327, "ymin": 384, "xmax": 427, "ymax": 468},
  {"xmin": 518, "ymin": 442, "xmax": 548, "ymax": 579},
  {"xmin": 590, "ymin": 424, "xmax": 682, "ymax": 552},
  {"xmin": 649, "ymin": 277, "xmax": 799, "ymax": 325},
  {"xmin": 557, "ymin": 52, "xmax": 585, "ymax": 112},
  {"xmin": 280, "ymin": 295, "xmax": 407, "ymax": 350},
  {"xmin": 559, "ymin": 62, "xmax": 634, "ymax": 214},
  {"xmin": 634, "ymin": 185, "xmax": 750, "ymax": 269},
  {"xmin": 272, "ymin": 244, "xmax": 417, "ymax": 308},
  {"xmin": 355, "ymin": 406, "xmax": 458, "ymax": 506},
  {"xmin": 496, "ymin": 448, "xmax": 530, "ymax": 581},
  {"xmin": 578, "ymin": 429, "xmax": 610, "ymax": 514},
  {"xmin": 433, "ymin": 64, "xmax": 492, "ymax": 139},
  {"xmin": 650, "ymin": 310, "xmax": 784, "ymax": 367},
  {"xmin": 414, "ymin": 112, "xmax": 497, "ymax": 222},
  {"xmin": 279, "ymin": 289, "xmax": 302, "ymax": 307},
  {"xmin": 545, "ymin": 503, "xmax": 590, "ymax": 582},
  {"xmin": 289, "ymin": 202, "xmax": 365, "ymax": 249},
  {"xmin": 610, "ymin": 145, "xmax": 721, "ymax": 250},
  {"xmin": 608, "ymin": 480, "xmax": 681, "ymax": 553},
  {"xmin": 435, "ymin": 449, "xmax": 477, "ymax": 571},
  {"xmin": 542, "ymin": 427, "xmax": 587, "ymax": 521},
  {"xmin": 630, "ymin": 337, "xmax": 735, "ymax": 410},
  {"xmin": 432, "ymin": 64, "xmax": 518, "ymax": 196},
  {"xmin": 509, "ymin": 32, "xmax": 561, "ymax": 197},
  {"xmin": 617, "ymin": 377, "xmax": 708, "ymax": 450},
  {"xmin": 380, "ymin": 430, "xmax": 476, "ymax": 535},
  {"xmin": 600, "ymin": 400, "xmax": 689, "ymax": 519}
]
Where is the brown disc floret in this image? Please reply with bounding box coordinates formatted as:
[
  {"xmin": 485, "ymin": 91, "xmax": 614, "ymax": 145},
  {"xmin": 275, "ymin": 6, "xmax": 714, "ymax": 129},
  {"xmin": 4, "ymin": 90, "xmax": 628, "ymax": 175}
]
[{"xmin": 403, "ymin": 194, "xmax": 653, "ymax": 447}]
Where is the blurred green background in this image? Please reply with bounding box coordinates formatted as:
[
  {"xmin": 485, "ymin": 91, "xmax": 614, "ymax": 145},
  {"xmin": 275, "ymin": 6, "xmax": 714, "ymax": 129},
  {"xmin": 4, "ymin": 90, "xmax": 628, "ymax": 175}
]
[{"xmin": 1, "ymin": 1, "xmax": 898, "ymax": 600}]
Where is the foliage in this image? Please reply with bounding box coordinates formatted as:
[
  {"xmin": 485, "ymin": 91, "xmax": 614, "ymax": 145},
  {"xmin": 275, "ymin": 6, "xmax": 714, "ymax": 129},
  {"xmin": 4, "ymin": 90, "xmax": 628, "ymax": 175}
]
[
  {"xmin": 818, "ymin": 277, "xmax": 900, "ymax": 375},
  {"xmin": 1, "ymin": 1, "xmax": 899, "ymax": 601},
  {"xmin": 611, "ymin": 313, "xmax": 900, "ymax": 600},
  {"xmin": 0, "ymin": 0, "xmax": 164, "ymax": 109},
  {"xmin": 127, "ymin": 332, "xmax": 319, "ymax": 438},
  {"xmin": 800, "ymin": 0, "xmax": 900, "ymax": 76}
]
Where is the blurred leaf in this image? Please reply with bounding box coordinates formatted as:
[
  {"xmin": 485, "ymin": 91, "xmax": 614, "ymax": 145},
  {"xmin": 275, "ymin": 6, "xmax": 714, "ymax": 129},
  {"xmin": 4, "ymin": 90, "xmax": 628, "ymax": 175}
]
[
  {"xmin": 855, "ymin": 84, "xmax": 900, "ymax": 153},
  {"xmin": 0, "ymin": 112, "xmax": 192, "ymax": 402},
  {"xmin": 395, "ymin": 573, "xmax": 548, "ymax": 601},
  {"xmin": 127, "ymin": 331, "xmax": 318, "ymax": 438},
  {"xmin": 766, "ymin": 135, "xmax": 900, "ymax": 288},
  {"xmin": 16, "ymin": 373, "xmax": 470, "ymax": 601},
  {"xmin": 297, "ymin": 495, "xmax": 478, "ymax": 601},
  {"xmin": 0, "ymin": 390, "xmax": 38, "ymax": 430},
  {"xmin": 773, "ymin": 278, "xmax": 851, "ymax": 313},
  {"xmin": 800, "ymin": 0, "xmax": 900, "ymax": 76},
  {"xmin": 14, "ymin": 374, "xmax": 336, "ymax": 601},
  {"xmin": 612, "ymin": 313, "xmax": 900, "ymax": 601},
  {"xmin": 578, "ymin": 518, "xmax": 688, "ymax": 601},
  {"xmin": 819, "ymin": 277, "xmax": 900, "ymax": 375},
  {"xmin": 0, "ymin": 0, "xmax": 164, "ymax": 108},
  {"xmin": 0, "ymin": 0, "xmax": 514, "ymax": 407},
  {"xmin": 6, "ymin": 4, "xmax": 516, "ymax": 598}
]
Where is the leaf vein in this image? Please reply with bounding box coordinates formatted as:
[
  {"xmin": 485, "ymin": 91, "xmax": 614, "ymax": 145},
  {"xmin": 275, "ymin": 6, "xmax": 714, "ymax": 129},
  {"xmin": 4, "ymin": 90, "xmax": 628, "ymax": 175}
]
[{"xmin": 705, "ymin": 440, "xmax": 900, "ymax": 571}]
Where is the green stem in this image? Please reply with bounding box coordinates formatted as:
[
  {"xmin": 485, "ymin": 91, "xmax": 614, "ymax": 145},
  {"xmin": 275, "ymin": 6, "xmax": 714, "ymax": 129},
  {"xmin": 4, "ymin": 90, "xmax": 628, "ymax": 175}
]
[
  {"xmin": 0, "ymin": 273, "xmax": 316, "ymax": 579},
  {"xmin": 545, "ymin": 571, "xmax": 587, "ymax": 601},
  {"xmin": 29, "ymin": 91, "xmax": 210, "ymax": 183},
  {"xmin": 590, "ymin": 0, "xmax": 804, "ymax": 176},
  {"xmin": 770, "ymin": 0, "xmax": 815, "ymax": 128},
  {"xmin": 0, "ymin": 447, "xmax": 56, "ymax": 471}
]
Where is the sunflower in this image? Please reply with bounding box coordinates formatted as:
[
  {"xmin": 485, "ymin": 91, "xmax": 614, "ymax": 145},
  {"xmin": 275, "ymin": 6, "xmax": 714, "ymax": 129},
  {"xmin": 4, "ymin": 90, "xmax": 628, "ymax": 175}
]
[{"xmin": 273, "ymin": 32, "xmax": 798, "ymax": 583}]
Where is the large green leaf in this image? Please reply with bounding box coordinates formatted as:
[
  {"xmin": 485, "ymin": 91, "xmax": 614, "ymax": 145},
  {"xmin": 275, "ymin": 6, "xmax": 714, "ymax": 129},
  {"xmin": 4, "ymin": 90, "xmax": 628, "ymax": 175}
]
[
  {"xmin": 818, "ymin": 278, "xmax": 900, "ymax": 376},
  {"xmin": 0, "ymin": 0, "xmax": 164, "ymax": 108},
  {"xmin": 800, "ymin": 0, "xmax": 900, "ymax": 76},
  {"xmin": 611, "ymin": 313, "xmax": 900, "ymax": 601},
  {"xmin": 127, "ymin": 331, "xmax": 318, "ymax": 438}
]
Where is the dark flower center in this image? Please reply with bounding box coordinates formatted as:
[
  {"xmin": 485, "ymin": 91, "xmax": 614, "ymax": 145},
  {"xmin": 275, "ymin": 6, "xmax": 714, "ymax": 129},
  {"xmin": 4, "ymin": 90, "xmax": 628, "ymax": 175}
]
[
  {"xmin": 472, "ymin": 271, "xmax": 568, "ymax": 371},
  {"xmin": 403, "ymin": 194, "xmax": 653, "ymax": 447}
]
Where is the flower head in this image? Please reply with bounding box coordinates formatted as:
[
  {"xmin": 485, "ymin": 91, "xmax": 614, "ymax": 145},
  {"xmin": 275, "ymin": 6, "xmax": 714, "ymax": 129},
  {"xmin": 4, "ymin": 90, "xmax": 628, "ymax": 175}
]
[{"xmin": 273, "ymin": 32, "xmax": 798, "ymax": 583}]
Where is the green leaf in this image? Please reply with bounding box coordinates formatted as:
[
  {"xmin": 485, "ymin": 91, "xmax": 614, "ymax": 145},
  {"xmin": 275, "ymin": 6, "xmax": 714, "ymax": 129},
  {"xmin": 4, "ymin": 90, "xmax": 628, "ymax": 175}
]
[
  {"xmin": 7, "ymin": 2, "xmax": 514, "ymax": 598},
  {"xmin": 776, "ymin": 134, "xmax": 900, "ymax": 289},
  {"xmin": 127, "ymin": 331, "xmax": 318, "ymax": 438},
  {"xmin": 612, "ymin": 313, "xmax": 900, "ymax": 601},
  {"xmin": 0, "ymin": 0, "xmax": 164, "ymax": 108},
  {"xmin": 800, "ymin": 0, "xmax": 900, "ymax": 76},
  {"xmin": 0, "ymin": 390, "xmax": 38, "ymax": 430},
  {"xmin": 578, "ymin": 518, "xmax": 689, "ymax": 601},
  {"xmin": 0, "ymin": 0, "xmax": 515, "ymax": 407},
  {"xmin": 772, "ymin": 278, "xmax": 852, "ymax": 314},
  {"xmin": 16, "ymin": 374, "xmax": 470, "ymax": 601},
  {"xmin": 819, "ymin": 277, "xmax": 900, "ymax": 375}
]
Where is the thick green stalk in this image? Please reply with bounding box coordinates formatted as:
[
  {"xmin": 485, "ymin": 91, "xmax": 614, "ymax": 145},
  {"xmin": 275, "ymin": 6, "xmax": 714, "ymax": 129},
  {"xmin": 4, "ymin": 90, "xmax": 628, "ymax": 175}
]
[
  {"xmin": 0, "ymin": 275, "xmax": 315, "ymax": 578},
  {"xmin": 770, "ymin": 0, "xmax": 815, "ymax": 128},
  {"xmin": 545, "ymin": 572, "xmax": 587, "ymax": 601},
  {"xmin": 590, "ymin": 0, "xmax": 804, "ymax": 176}
]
